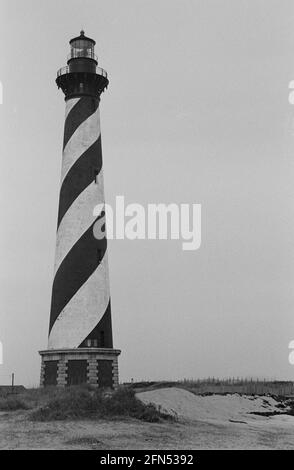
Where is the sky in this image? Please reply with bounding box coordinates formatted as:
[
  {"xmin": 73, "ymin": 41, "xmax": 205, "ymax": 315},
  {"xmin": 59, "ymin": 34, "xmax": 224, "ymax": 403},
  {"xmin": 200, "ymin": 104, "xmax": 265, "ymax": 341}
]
[{"xmin": 1, "ymin": 0, "xmax": 294, "ymax": 386}]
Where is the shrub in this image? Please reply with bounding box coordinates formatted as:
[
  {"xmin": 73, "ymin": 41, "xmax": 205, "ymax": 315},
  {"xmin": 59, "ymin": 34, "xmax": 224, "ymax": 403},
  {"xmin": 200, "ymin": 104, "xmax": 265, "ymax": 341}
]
[
  {"xmin": 31, "ymin": 386, "xmax": 173, "ymax": 423},
  {"xmin": 0, "ymin": 396, "xmax": 29, "ymax": 411},
  {"xmin": 97, "ymin": 387, "xmax": 172, "ymax": 422},
  {"xmin": 31, "ymin": 387, "xmax": 97, "ymax": 421}
]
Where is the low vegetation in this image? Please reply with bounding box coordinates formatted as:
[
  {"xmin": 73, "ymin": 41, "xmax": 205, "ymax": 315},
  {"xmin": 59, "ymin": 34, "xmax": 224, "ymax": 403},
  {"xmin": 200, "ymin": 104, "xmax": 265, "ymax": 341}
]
[
  {"xmin": 129, "ymin": 378, "xmax": 294, "ymax": 397},
  {"xmin": 0, "ymin": 396, "xmax": 28, "ymax": 411},
  {"xmin": 30, "ymin": 386, "xmax": 173, "ymax": 422},
  {"xmin": 2, "ymin": 378, "xmax": 293, "ymax": 423}
]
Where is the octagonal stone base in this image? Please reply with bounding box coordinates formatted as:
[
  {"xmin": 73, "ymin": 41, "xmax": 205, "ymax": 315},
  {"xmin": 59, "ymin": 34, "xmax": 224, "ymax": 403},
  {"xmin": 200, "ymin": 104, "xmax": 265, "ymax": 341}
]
[{"xmin": 39, "ymin": 348, "xmax": 121, "ymax": 389}]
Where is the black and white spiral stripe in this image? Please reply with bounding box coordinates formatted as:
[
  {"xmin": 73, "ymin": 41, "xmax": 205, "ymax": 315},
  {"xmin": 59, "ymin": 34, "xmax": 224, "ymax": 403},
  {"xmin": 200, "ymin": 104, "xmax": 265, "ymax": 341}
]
[{"xmin": 48, "ymin": 96, "xmax": 113, "ymax": 349}]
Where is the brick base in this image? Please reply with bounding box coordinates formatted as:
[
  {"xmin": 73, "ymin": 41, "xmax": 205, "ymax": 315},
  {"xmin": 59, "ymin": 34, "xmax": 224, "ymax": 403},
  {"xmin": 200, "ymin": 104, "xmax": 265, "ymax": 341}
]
[{"xmin": 39, "ymin": 348, "xmax": 121, "ymax": 389}]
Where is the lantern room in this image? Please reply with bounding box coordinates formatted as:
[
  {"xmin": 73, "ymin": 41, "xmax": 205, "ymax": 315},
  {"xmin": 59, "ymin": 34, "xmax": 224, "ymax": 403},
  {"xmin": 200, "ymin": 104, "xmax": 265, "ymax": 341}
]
[{"xmin": 68, "ymin": 30, "xmax": 97, "ymax": 62}]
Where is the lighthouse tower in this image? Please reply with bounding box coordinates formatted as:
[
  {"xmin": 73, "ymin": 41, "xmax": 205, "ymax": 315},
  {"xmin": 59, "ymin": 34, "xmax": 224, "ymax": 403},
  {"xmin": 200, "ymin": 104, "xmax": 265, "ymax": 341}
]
[{"xmin": 39, "ymin": 31, "xmax": 120, "ymax": 388}]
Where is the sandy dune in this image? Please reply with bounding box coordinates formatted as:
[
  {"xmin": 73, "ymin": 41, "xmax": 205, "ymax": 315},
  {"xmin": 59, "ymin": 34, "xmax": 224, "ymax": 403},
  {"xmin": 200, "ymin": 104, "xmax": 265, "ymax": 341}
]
[{"xmin": 137, "ymin": 387, "xmax": 293, "ymax": 426}]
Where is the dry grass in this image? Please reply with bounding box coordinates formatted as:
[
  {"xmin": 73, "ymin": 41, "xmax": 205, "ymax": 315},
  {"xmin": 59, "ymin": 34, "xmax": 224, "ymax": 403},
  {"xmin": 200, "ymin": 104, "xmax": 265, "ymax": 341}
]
[
  {"xmin": 0, "ymin": 385, "xmax": 174, "ymax": 422},
  {"xmin": 0, "ymin": 396, "xmax": 28, "ymax": 411},
  {"xmin": 29, "ymin": 386, "xmax": 174, "ymax": 422},
  {"xmin": 128, "ymin": 378, "xmax": 294, "ymax": 397}
]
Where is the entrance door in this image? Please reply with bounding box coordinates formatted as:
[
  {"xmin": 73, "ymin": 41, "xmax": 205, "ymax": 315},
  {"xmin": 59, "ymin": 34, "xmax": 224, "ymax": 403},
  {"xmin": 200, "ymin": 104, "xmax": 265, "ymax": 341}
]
[
  {"xmin": 44, "ymin": 361, "xmax": 58, "ymax": 386},
  {"xmin": 67, "ymin": 360, "xmax": 87, "ymax": 385},
  {"xmin": 98, "ymin": 360, "xmax": 113, "ymax": 388}
]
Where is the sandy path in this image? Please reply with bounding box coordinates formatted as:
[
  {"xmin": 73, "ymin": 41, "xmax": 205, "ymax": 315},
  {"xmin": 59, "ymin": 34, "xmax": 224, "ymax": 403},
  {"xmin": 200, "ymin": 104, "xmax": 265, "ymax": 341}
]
[
  {"xmin": 0, "ymin": 411, "xmax": 184, "ymax": 450},
  {"xmin": 1, "ymin": 411, "xmax": 294, "ymax": 449}
]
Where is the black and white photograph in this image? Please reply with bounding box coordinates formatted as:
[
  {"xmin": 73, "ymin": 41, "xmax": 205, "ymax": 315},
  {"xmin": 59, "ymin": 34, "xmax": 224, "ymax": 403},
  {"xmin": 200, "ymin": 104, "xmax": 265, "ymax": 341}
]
[{"xmin": 1, "ymin": 0, "xmax": 294, "ymax": 455}]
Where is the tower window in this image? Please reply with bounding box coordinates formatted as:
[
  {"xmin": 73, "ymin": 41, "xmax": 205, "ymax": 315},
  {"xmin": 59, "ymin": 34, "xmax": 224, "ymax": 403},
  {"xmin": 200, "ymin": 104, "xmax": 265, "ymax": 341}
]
[
  {"xmin": 84, "ymin": 339, "xmax": 98, "ymax": 348},
  {"xmin": 98, "ymin": 248, "xmax": 103, "ymax": 261},
  {"xmin": 94, "ymin": 168, "xmax": 99, "ymax": 183},
  {"xmin": 100, "ymin": 331, "xmax": 105, "ymax": 347}
]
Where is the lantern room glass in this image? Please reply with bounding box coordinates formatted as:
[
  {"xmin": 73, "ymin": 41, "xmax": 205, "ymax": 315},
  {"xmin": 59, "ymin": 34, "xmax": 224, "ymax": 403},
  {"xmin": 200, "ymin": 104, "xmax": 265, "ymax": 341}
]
[{"xmin": 70, "ymin": 39, "xmax": 95, "ymax": 60}]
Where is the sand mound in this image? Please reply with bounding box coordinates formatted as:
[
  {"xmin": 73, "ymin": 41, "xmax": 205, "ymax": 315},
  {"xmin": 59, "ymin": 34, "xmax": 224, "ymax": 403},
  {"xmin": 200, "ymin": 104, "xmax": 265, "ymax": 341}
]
[{"xmin": 137, "ymin": 387, "xmax": 284, "ymax": 423}]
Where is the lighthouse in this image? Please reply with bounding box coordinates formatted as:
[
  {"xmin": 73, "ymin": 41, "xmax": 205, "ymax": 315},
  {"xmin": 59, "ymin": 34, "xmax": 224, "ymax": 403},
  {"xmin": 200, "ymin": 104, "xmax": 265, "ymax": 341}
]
[{"xmin": 39, "ymin": 31, "xmax": 120, "ymax": 388}]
